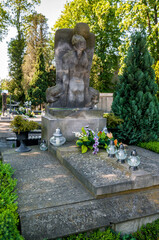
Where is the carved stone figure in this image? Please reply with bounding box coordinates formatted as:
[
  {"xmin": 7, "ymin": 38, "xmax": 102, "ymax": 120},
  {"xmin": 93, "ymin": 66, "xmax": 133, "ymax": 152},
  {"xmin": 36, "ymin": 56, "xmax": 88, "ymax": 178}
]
[{"xmin": 46, "ymin": 23, "xmax": 99, "ymax": 108}]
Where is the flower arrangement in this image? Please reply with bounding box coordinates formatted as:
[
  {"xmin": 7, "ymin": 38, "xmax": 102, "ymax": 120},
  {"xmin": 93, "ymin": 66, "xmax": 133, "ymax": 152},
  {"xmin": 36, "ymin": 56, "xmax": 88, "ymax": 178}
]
[
  {"xmin": 17, "ymin": 107, "xmax": 35, "ymax": 118},
  {"xmin": 76, "ymin": 126, "xmax": 120, "ymax": 154}
]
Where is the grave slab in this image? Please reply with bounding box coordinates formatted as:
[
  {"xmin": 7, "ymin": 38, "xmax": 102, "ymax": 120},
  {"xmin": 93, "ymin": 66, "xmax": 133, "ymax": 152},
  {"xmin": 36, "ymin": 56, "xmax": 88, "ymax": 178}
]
[{"xmin": 50, "ymin": 144, "xmax": 159, "ymax": 197}]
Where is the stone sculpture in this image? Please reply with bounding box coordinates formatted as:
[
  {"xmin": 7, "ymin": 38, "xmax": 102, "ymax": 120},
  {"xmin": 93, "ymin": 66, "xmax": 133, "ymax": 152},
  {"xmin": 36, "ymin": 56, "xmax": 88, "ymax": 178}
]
[{"xmin": 46, "ymin": 23, "xmax": 99, "ymax": 108}]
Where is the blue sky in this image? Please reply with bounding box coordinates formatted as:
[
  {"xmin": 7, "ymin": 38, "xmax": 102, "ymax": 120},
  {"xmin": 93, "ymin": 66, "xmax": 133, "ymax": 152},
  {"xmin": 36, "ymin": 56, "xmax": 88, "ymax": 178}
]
[{"xmin": 0, "ymin": 0, "xmax": 68, "ymax": 80}]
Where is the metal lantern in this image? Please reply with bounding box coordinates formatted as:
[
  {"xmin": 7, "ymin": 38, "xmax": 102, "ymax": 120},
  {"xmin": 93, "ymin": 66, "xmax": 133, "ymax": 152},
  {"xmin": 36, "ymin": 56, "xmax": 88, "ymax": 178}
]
[
  {"xmin": 50, "ymin": 128, "xmax": 66, "ymax": 147},
  {"xmin": 40, "ymin": 140, "xmax": 48, "ymax": 151},
  {"xmin": 127, "ymin": 149, "xmax": 140, "ymax": 171},
  {"xmin": 116, "ymin": 144, "xmax": 127, "ymax": 163},
  {"xmin": 107, "ymin": 139, "xmax": 117, "ymax": 158}
]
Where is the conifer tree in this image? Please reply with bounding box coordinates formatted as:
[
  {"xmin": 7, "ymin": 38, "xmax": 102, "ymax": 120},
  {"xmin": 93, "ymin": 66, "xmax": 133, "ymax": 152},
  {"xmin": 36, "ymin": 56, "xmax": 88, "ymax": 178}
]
[
  {"xmin": 112, "ymin": 32, "xmax": 159, "ymax": 144},
  {"xmin": 28, "ymin": 48, "xmax": 47, "ymax": 109}
]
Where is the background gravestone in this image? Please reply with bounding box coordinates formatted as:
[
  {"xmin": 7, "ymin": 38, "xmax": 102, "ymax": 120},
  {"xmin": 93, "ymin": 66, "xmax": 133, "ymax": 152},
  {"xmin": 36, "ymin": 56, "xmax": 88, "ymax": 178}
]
[{"xmin": 2, "ymin": 92, "xmax": 7, "ymax": 116}]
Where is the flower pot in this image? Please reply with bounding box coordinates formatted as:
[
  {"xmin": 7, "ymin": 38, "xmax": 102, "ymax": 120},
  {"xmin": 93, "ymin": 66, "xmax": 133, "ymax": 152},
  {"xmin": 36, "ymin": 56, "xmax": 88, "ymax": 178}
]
[{"xmin": 15, "ymin": 132, "xmax": 31, "ymax": 152}]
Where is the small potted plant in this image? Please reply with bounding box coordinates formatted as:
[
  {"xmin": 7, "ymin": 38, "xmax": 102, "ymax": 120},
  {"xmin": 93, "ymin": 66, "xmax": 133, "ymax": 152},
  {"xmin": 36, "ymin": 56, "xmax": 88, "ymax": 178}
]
[{"xmin": 10, "ymin": 115, "xmax": 41, "ymax": 152}]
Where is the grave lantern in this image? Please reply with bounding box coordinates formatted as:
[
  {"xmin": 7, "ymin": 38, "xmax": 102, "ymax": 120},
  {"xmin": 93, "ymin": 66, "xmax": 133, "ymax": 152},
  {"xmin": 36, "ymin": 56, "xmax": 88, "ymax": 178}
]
[
  {"xmin": 40, "ymin": 140, "xmax": 48, "ymax": 151},
  {"xmin": 107, "ymin": 140, "xmax": 117, "ymax": 158},
  {"xmin": 127, "ymin": 149, "xmax": 140, "ymax": 170},
  {"xmin": 50, "ymin": 128, "xmax": 66, "ymax": 147},
  {"xmin": 116, "ymin": 144, "xmax": 127, "ymax": 163}
]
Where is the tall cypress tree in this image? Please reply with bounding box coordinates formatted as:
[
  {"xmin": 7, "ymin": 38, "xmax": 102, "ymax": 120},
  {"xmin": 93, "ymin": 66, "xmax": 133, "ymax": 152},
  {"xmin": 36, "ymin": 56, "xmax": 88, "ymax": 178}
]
[
  {"xmin": 28, "ymin": 48, "xmax": 48, "ymax": 109},
  {"xmin": 112, "ymin": 32, "xmax": 159, "ymax": 144}
]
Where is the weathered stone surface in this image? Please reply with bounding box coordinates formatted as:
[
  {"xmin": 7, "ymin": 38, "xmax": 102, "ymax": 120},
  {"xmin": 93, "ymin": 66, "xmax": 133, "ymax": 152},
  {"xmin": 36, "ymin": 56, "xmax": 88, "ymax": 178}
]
[
  {"xmin": 46, "ymin": 23, "xmax": 99, "ymax": 108},
  {"xmin": 46, "ymin": 106, "xmax": 105, "ymax": 118},
  {"xmin": 19, "ymin": 188, "xmax": 159, "ymax": 240},
  {"xmin": 51, "ymin": 144, "xmax": 159, "ymax": 197},
  {"xmin": 114, "ymin": 214, "xmax": 159, "ymax": 235},
  {"xmin": 42, "ymin": 110, "xmax": 106, "ymax": 142},
  {"xmin": 2, "ymin": 147, "xmax": 93, "ymax": 213}
]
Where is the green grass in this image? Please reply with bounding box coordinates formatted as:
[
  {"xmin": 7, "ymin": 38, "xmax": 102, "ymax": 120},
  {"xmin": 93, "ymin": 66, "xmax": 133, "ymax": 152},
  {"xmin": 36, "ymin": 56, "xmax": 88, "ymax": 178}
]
[{"xmin": 138, "ymin": 141, "xmax": 159, "ymax": 153}]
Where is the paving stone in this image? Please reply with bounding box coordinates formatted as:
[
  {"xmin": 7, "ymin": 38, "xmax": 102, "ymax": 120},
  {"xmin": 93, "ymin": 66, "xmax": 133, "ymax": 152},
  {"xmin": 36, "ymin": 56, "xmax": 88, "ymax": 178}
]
[{"xmin": 2, "ymin": 147, "xmax": 93, "ymax": 214}]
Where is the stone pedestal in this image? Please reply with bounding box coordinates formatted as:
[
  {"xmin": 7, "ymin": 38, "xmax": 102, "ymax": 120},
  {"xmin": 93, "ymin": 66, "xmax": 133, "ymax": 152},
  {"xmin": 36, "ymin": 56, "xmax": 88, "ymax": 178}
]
[{"xmin": 42, "ymin": 107, "xmax": 106, "ymax": 143}]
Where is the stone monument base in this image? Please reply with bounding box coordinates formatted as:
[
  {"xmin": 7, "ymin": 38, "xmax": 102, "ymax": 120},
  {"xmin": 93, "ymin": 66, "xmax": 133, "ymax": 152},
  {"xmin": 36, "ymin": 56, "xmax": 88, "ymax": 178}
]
[{"xmin": 42, "ymin": 106, "xmax": 106, "ymax": 143}]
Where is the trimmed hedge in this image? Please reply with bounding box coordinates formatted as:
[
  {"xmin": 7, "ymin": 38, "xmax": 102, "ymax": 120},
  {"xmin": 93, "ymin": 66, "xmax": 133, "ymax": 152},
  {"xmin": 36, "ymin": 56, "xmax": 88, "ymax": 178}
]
[
  {"xmin": 138, "ymin": 141, "xmax": 159, "ymax": 153},
  {"xmin": 0, "ymin": 161, "xmax": 24, "ymax": 240},
  {"xmin": 133, "ymin": 219, "xmax": 159, "ymax": 240},
  {"xmin": 62, "ymin": 228, "xmax": 120, "ymax": 240},
  {"xmin": 60, "ymin": 219, "xmax": 159, "ymax": 240}
]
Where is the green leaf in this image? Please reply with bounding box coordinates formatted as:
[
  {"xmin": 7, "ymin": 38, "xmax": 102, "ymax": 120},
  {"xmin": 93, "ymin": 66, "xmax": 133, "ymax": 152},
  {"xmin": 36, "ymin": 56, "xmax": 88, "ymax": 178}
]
[
  {"xmin": 88, "ymin": 146, "xmax": 93, "ymax": 150},
  {"xmin": 82, "ymin": 136, "xmax": 89, "ymax": 142},
  {"xmin": 81, "ymin": 127, "xmax": 86, "ymax": 135},
  {"xmin": 76, "ymin": 140, "xmax": 83, "ymax": 146},
  {"xmin": 101, "ymin": 131, "xmax": 106, "ymax": 139},
  {"xmin": 104, "ymin": 144, "xmax": 108, "ymax": 149},
  {"xmin": 81, "ymin": 145, "xmax": 88, "ymax": 153}
]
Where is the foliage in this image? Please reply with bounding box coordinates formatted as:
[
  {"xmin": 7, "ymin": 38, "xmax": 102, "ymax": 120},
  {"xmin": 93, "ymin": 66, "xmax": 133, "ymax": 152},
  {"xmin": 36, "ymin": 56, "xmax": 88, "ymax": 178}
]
[
  {"xmin": 51, "ymin": 0, "xmax": 122, "ymax": 92},
  {"xmin": 0, "ymin": 161, "xmax": 24, "ymax": 239},
  {"xmin": 1, "ymin": 0, "xmax": 41, "ymax": 101},
  {"xmin": 46, "ymin": 65, "xmax": 56, "ymax": 88},
  {"xmin": 62, "ymin": 228, "xmax": 120, "ymax": 239},
  {"xmin": 117, "ymin": 0, "xmax": 159, "ymax": 93},
  {"xmin": 61, "ymin": 219, "xmax": 159, "ymax": 240},
  {"xmin": 103, "ymin": 113, "xmax": 124, "ymax": 129},
  {"xmin": 0, "ymin": 2, "xmax": 9, "ymax": 40},
  {"xmin": 2, "ymin": 0, "xmax": 41, "ymax": 28},
  {"xmin": 27, "ymin": 47, "xmax": 48, "ymax": 108},
  {"xmin": 138, "ymin": 141, "xmax": 159, "ymax": 154},
  {"xmin": 132, "ymin": 219, "xmax": 159, "ymax": 240},
  {"xmin": 22, "ymin": 13, "xmax": 51, "ymax": 95},
  {"xmin": 76, "ymin": 126, "xmax": 119, "ymax": 154},
  {"xmin": 154, "ymin": 61, "xmax": 159, "ymax": 100},
  {"xmin": 117, "ymin": 0, "xmax": 159, "ymax": 63},
  {"xmin": 112, "ymin": 32, "xmax": 159, "ymax": 144},
  {"xmin": 0, "ymin": 88, "xmax": 2, "ymax": 109},
  {"xmin": 8, "ymin": 33, "xmax": 25, "ymax": 102},
  {"xmin": 10, "ymin": 115, "xmax": 40, "ymax": 134}
]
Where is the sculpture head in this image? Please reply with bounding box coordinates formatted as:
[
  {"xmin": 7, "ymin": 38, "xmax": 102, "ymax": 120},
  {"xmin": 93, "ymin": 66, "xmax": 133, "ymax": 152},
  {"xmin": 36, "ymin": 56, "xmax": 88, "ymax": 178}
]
[{"xmin": 72, "ymin": 34, "xmax": 86, "ymax": 54}]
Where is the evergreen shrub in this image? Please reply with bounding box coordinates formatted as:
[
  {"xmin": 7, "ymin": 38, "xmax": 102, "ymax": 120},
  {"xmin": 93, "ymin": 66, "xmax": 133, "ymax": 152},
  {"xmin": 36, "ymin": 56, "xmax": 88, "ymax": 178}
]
[
  {"xmin": 112, "ymin": 32, "xmax": 159, "ymax": 144},
  {"xmin": 0, "ymin": 161, "xmax": 24, "ymax": 239}
]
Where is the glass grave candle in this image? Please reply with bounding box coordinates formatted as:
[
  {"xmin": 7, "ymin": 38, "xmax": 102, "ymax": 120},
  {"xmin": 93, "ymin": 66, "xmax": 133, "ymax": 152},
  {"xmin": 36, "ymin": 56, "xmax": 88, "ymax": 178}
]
[
  {"xmin": 116, "ymin": 144, "xmax": 127, "ymax": 163},
  {"xmin": 107, "ymin": 139, "xmax": 117, "ymax": 158},
  {"xmin": 127, "ymin": 149, "xmax": 140, "ymax": 170},
  {"xmin": 50, "ymin": 128, "xmax": 66, "ymax": 147}
]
